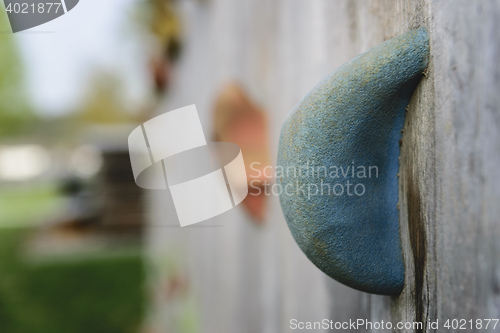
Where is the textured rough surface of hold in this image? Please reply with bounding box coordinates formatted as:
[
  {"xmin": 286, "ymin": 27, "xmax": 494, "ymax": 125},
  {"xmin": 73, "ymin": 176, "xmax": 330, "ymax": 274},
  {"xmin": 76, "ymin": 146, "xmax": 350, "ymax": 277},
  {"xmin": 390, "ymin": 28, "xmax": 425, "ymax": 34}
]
[{"xmin": 277, "ymin": 28, "xmax": 429, "ymax": 295}]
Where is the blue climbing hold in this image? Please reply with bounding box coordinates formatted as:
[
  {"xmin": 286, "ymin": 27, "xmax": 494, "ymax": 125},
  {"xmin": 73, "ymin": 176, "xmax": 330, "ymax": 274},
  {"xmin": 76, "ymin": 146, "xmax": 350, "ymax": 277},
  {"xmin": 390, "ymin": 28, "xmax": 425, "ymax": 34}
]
[{"xmin": 277, "ymin": 28, "xmax": 429, "ymax": 295}]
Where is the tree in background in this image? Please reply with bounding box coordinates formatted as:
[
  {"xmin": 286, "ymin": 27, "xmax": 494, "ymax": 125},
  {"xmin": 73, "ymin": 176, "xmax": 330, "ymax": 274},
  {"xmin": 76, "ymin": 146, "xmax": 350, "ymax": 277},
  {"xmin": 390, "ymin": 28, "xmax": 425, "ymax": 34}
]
[{"xmin": 0, "ymin": 11, "xmax": 34, "ymax": 139}]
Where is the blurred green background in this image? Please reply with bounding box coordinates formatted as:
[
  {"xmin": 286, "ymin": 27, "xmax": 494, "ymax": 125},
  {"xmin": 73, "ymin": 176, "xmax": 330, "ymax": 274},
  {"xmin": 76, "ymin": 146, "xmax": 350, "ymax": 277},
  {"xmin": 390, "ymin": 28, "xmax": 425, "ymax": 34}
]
[
  {"xmin": 0, "ymin": 1, "xmax": 152, "ymax": 331},
  {"xmin": 0, "ymin": 228, "xmax": 144, "ymax": 333}
]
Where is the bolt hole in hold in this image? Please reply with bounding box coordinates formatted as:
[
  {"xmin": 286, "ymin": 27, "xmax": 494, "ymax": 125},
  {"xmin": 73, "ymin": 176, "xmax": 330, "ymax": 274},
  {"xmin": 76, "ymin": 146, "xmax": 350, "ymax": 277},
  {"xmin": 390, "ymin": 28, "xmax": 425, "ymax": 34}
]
[
  {"xmin": 277, "ymin": 28, "xmax": 429, "ymax": 295},
  {"xmin": 213, "ymin": 83, "xmax": 272, "ymax": 223}
]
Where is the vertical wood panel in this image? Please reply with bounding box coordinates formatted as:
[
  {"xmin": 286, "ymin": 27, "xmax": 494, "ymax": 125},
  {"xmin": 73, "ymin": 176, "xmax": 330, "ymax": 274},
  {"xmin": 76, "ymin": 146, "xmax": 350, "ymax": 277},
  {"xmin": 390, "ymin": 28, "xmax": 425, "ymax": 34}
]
[{"xmin": 146, "ymin": 1, "xmax": 500, "ymax": 332}]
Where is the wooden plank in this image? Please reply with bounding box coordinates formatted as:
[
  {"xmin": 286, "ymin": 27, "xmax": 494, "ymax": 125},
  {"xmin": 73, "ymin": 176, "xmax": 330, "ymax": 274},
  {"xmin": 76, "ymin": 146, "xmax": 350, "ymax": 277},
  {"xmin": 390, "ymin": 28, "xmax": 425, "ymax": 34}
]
[{"xmin": 146, "ymin": 0, "xmax": 500, "ymax": 331}]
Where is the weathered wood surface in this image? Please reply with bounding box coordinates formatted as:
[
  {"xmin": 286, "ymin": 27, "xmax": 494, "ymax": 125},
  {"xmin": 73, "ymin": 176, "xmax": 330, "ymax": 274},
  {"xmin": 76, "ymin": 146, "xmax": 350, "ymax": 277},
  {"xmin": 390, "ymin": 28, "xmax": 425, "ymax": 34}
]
[{"xmin": 146, "ymin": 1, "xmax": 500, "ymax": 332}]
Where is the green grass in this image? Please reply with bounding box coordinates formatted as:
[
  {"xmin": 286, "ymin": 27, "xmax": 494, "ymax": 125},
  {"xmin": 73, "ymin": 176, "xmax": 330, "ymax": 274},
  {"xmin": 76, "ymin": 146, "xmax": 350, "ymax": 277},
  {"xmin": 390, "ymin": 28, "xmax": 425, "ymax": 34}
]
[
  {"xmin": 0, "ymin": 184, "xmax": 145, "ymax": 333},
  {"xmin": 0, "ymin": 184, "xmax": 60, "ymax": 227}
]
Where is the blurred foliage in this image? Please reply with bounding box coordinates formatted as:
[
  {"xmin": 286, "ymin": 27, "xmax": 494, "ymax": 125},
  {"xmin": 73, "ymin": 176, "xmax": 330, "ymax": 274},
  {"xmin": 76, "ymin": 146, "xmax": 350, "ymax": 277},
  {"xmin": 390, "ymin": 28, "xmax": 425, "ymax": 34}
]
[
  {"xmin": 0, "ymin": 11, "xmax": 35, "ymax": 139},
  {"xmin": 0, "ymin": 229, "xmax": 145, "ymax": 333},
  {"xmin": 76, "ymin": 74, "xmax": 136, "ymax": 125}
]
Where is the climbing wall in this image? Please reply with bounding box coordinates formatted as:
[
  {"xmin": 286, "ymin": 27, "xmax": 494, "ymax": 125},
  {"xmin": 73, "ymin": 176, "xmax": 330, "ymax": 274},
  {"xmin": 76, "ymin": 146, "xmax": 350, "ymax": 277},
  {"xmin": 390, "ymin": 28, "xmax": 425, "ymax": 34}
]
[{"xmin": 145, "ymin": 0, "xmax": 500, "ymax": 332}]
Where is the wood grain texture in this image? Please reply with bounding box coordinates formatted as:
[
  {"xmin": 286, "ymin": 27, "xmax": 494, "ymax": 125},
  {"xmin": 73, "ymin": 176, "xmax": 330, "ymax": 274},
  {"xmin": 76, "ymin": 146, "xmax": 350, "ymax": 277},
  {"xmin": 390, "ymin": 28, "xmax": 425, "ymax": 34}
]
[{"xmin": 146, "ymin": 1, "xmax": 500, "ymax": 332}]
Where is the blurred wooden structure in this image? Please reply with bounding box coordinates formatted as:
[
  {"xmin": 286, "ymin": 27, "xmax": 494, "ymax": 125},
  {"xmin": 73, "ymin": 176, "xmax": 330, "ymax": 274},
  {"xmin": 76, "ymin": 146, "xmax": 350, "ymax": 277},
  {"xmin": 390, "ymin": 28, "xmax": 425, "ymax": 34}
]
[{"xmin": 100, "ymin": 149, "xmax": 145, "ymax": 233}]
